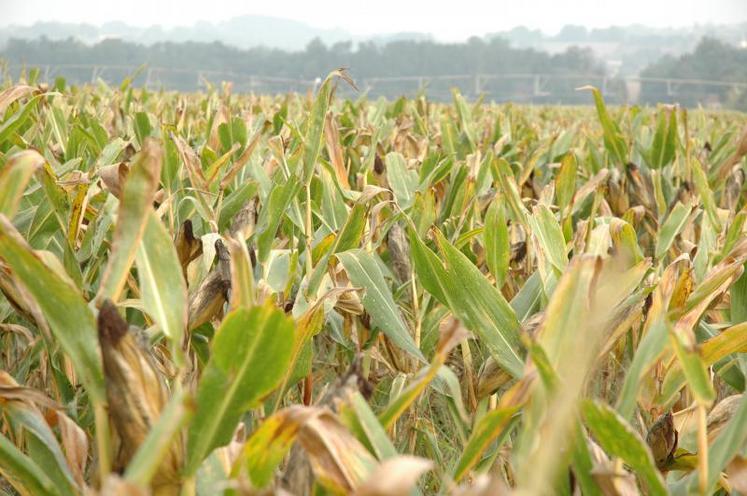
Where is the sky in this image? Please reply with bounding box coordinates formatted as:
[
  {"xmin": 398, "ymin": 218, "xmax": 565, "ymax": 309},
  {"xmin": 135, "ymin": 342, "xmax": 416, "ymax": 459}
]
[{"xmin": 3, "ymin": 0, "xmax": 747, "ymax": 40}]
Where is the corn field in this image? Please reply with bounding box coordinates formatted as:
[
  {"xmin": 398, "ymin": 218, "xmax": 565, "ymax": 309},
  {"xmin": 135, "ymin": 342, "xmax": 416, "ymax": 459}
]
[{"xmin": 0, "ymin": 70, "xmax": 747, "ymax": 495}]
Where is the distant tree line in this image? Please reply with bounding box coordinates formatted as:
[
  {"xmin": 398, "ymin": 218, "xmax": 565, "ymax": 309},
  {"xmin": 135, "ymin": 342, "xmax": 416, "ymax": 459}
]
[
  {"xmin": 0, "ymin": 35, "xmax": 607, "ymax": 102},
  {"xmin": 1, "ymin": 35, "xmax": 605, "ymax": 79},
  {"xmin": 1, "ymin": 35, "xmax": 746, "ymax": 109},
  {"xmin": 639, "ymin": 37, "xmax": 747, "ymax": 110}
]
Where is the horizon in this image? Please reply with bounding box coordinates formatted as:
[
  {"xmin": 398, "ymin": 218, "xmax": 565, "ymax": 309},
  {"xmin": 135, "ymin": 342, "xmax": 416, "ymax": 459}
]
[
  {"xmin": 4, "ymin": 16, "xmax": 747, "ymax": 39},
  {"xmin": 4, "ymin": 0, "xmax": 747, "ymax": 42}
]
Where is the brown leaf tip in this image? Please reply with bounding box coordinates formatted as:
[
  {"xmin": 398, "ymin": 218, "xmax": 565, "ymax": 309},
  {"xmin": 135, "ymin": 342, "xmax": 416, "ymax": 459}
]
[
  {"xmin": 646, "ymin": 411, "xmax": 678, "ymax": 470},
  {"xmin": 98, "ymin": 299, "xmax": 129, "ymax": 345},
  {"xmin": 183, "ymin": 219, "xmax": 194, "ymax": 241},
  {"xmin": 374, "ymin": 154, "xmax": 385, "ymax": 175},
  {"xmin": 215, "ymin": 239, "xmax": 230, "ymax": 262}
]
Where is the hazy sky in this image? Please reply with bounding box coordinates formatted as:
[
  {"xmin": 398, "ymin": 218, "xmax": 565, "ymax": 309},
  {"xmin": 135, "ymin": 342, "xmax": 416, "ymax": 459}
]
[{"xmin": 3, "ymin": 0, "xmax": 747, "ymax": 40}]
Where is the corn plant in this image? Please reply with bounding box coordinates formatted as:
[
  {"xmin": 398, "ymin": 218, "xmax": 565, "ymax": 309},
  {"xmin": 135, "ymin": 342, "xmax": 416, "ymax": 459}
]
[{"xmin": 0, "ymin": 70, "xmax": 746, "ymax": 495}]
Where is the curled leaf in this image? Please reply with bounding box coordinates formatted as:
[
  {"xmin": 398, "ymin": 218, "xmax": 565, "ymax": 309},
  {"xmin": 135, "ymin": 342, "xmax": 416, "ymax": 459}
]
[
  {"xmin": 476, "ymin": 356, "xmax": 512, "ymax": 400},
  {"xmin": 387, "ymin": 222, "xmax": 411, "ymax": 284},
  {"xmin": 188, "ymin": 239, "xmax": 231, "ymax": 330},
  {"xmin": 174, "ymin": 220, "xmax": 203, "ymax": 282},
  {"xmin": 99, "ymin": 162, "xmax": 129, "ymax": 200},
  {"xmin": 707, "ymin": 394, "xmax": 743, "ymax": 443},
  {"xmin": 297, "ymin": 409, "xmax": 376, "ymax": 493},
  {"xmin": 645, "ymin": 412, "xmax": 678, "ymax": 471},
  {"xmin": 355, "ymin": 456, "xmax": 432, "ymax": 496},
  {"xmin": 97, "ymin": 300, "xmax": 182, "ymax": 488}
]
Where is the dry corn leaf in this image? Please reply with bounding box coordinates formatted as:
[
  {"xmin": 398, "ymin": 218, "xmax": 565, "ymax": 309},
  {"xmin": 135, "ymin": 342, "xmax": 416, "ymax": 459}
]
[
  {"xmin": 726, "ymin": 455, "xmax": 747, "ymax": 494},
  {"xmin": 387, "ymin": 222, "xmax": 412, "ymax": 284},
  {"xmin": 97, "ymin": 300, "xmax": 182, "ymax": 488},
  {"xmin": 707, "ymin": 394, "xmax": 743, "ymax": 443},
  {"xmin": 324, "ymin": 112, "xmax": 350, "ymax": 189},
  {"xmin": 0, "ymin": 84, "xmax": 37, "ymax": 114},
  {"xmin": 54, "ymin": 410, "xmax": 89, "ymax": 487},
  {"xmin": 454, "ymin": 475, "xmax": 511, "ymax": 496},
  {"xmin": 645, "ymin": 411, "xmax": 678, "ymax": 470},
  {"xmin": 354, "ymin": 456, "xmax": 432, "ymax": 496},
  {"xmin": 296, "ymin": 408, "xmax": 377, "ymax": 493},
  {"xmin": 476, "ymin": 356, "xmax": 512, "ymax": 400},
  {"xmin": 98, "ymin": 163, "xmax": 129, "ymax": 200},
  {"xmin": 174, "ymin": 220, "xmax": 203, "ymax": 282},
  {"xmin": 188, "ymin": 239, "xmax": 231, "ymax": 330}
]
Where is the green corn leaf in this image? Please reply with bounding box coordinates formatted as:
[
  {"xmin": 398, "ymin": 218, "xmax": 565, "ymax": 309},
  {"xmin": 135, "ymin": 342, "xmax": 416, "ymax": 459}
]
[
  {"xmin": 490, "ymin": 157, "xmax": 528, "ymax": 226},
  {"xmin": 340, "ymin": 391, "xmax": 398, "ymax": 461},
  {"xmin": 555, "ymin": 153, "xmax": 577, "ymax": 215},
  {"xmin": 97, "ymin": 138, "xmax": 163, "ymax": 303},
  {"xmin": 302, "ymin": 70, "xmax": 352, "ymax": 184},
  {"xmin": 386, "ymin": 152, "xmax": 417, "ymax": 210},
  {"xmin": 377, "ymin": 328, "xmax": 462, "ymax": 430},
  {"xmin": 582, "ymin": 86, "xmax": 628, "ymax": 166},
  {"xmin": 669, "ymin": 332, "xmax": 715, "ymax": 406},
  {"xmin": 185, "ymin": 304, "xmax": 294, "ymax": 475},
  {"xmin": 691, "ymin": 157, "xmax": 721, "ymax": 233},
  {"xmin": 616, "ymin": 318, "xmax": 669, "ymax": 419},
  {"xmin": 655, "ymin": 202, "xmax": 692, "ymax": 259},
  {"xmin": 453, "ymin": 406, "xmax": 519, "ymax": 482},
  {"xmin": 0, "ymin": 377, "xmax": 77, "ymax": 494},
  {"xmin": 670, "ymin": 395, "xmax": 747, "ymax": 495},
  {"xmin": 452, "ymin": 89, "xmax": 477, "ymax": 152},
  {"xmin": 134, "ymin": 112, "xmax": 153, "ymax": 147},
  {"xmin": 0, "ymin": 433, "xmax": 63, "ymax": 496},
  {"xmin": 582, "ymin": 400, "xmax": 667, "ymax": 496},
  {"xmin": 647, "ymin": 108, "xmax": 677, "ymax": 169},
  {"xmin": 136, "ymin": 211, "xmax": 187, "ymax": 361},
  {"xmin": 0, "ymin": 150, "xmax": 45, "ymax": 218},
  {"xmin": 337, "ymin": 249, "xmax": 424, "ymax": 362},
  {"xmin": 529, "ymin": 204, "xmax": 568, "ymax": 275},
  {"xmin": 409, "ymin": 227, "xmax": 524, "ymax": 377},
  {"xmin": 484, "ymin": 200, "xmax": 510, "ymax": 287},
  {"xmin": 234, "ymin": 407, "xmax": 314, "ymax": 488},
  {"xmin": 0, "ymin": 215, "xmax": 104, "ymax": 403},
  {"xmin": 732, "ymin": 266, "xmax": 747, "ymax": 324},
  {"xmin": 256, "ymin": 173, "xmax": 301, "ymax": 263},
  {"xmin": 217, "ymin": 181, "xmax": 258, "ymax": 233},
  {"xmin": 569, "ymin": 423, "xmax": 603, "ymax": 496},
  {"xmin": 308, "ymin": 198, "xmax": 369, "ymax": 296},
  {"xmin": 658, "ymin": 323, "xmax": 747, "ymax": 406},
  {"xmin": 0, "ymin": 94, "xmax": 43, "ymax": 147}
]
